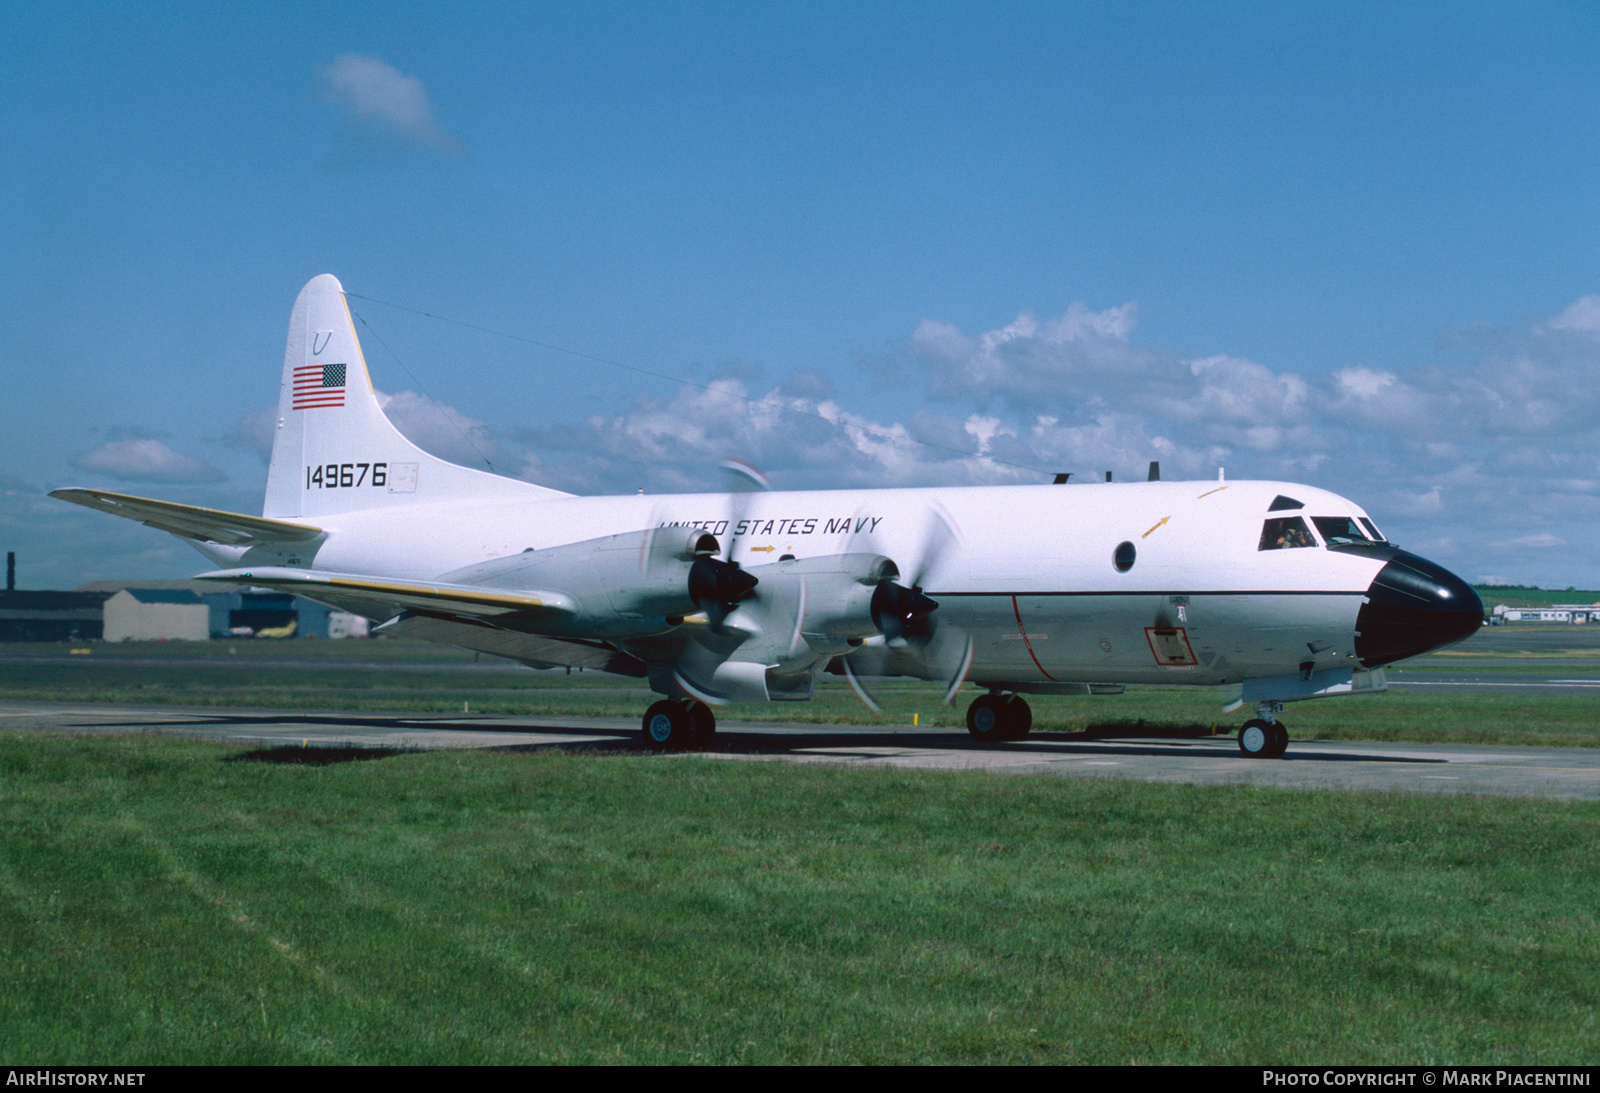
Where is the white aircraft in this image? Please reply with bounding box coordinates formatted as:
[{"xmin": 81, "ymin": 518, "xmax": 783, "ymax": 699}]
[{"xmin": 54, "ymin": 274, "xmax": 1483, "ymax": 757}]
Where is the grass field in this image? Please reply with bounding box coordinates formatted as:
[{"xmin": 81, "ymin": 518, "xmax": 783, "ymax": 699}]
[
  {"xmin": 3, "ymin": 732, "xmax": 1597, "ymax": 1064},
  {"xmin": 3, "ymin": 637, "xmax": 1597, "ymax": 1063}
]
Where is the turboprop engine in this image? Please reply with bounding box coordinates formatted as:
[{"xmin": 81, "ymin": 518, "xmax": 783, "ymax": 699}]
[
  {"xmin": 437, "ymin": 526, "xmax": 755, "ymax": 639},
  {"xmin": 656, "ymin": 552, "xmax": 940, "ymax": 703}
]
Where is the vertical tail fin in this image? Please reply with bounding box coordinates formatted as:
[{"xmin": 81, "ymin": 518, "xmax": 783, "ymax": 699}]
[{"xmin": 263, "ymin": 274, "xmax": 566, "ymax": 518}]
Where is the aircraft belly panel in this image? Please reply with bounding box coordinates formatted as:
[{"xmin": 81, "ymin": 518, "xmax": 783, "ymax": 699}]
[{"xmin": 951, "ymin": 589, "xmax": 1365, "ymax": 686}]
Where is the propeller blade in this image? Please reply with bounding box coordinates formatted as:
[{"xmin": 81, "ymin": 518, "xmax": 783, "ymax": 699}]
[
  {"xmin": 719, "ymin": 457, "xmax": 771, "ymax": 493},
  {"xmin": 939, "ymin": 632, "xmax": 976, "ymax": 706},
  {"xmin": 840, "ymin": 655, "xmax": 884, "ymax": 714},
  {"xmin": 718, "ymin": 457, "xmax": 770, "ymax": 561},
  {"xmin": 906, "ymin": 504, "xmax": 960, "ymax": 591}
]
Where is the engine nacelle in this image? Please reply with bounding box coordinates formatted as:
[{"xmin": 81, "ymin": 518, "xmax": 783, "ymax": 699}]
[
  {"xmin": 722, "ymin": 553, "xmax": 900, "ymax": 656},
  {"xmin": 438, "ymin": 527, "xmax": 736, "ymax": 637}
]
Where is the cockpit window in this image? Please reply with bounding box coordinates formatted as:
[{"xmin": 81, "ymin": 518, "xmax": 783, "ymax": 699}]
[
  {"xmin": 1259, "ymin": 516, "xmax": 1317, "ymax": 550},
  {"xmin": 1312, "ymin": 516, "xmax": 1369, "ymax": 545},
  {"xmin": 1358, "ymin": 517, "xmax": 1386, "ymax": 543},
  {"xmin": 1268, "ymin": 494, "xmax": 1305, "ymax": 512}
]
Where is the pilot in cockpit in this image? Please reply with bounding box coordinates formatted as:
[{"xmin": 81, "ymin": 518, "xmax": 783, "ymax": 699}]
[{"xmin": 1259, "ymin": 516, "xmax": 1316, "ymax": 550}]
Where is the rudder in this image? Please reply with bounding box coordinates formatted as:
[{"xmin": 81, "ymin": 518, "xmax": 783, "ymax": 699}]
[{"xmin": 263, "ymin": 274, "xmax": 565, "ymax": 518}]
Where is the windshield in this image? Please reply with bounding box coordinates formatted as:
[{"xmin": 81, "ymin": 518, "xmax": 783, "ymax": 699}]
[{"xmin": 1312, "ymin": 516, "xmax": 1370, "ymax": 546}]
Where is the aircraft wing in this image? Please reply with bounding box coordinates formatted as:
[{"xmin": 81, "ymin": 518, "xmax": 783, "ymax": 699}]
[
  {"xmin": 386, "ymin": 614, "xmax": 649, "ymax": 677},
  {"xmin": 195, "ymin": 565, "xmax": 577, "ymax": 624},
  {"xmin": 50, "ymin": 488, "xmax": 323, "ymax": 547}
]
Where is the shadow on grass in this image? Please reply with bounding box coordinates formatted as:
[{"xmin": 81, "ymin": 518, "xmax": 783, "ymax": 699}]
[
  {"xmin": 31, "ymin": 704, "xmax": 1445, "ymax": 767},
  {"xmin": 490, "ymin": 721, "xmax": 1445, "ymax": 766},
  {"xmin": 227, "ymin": 745, "xmax": 414, "ymax": 766}
]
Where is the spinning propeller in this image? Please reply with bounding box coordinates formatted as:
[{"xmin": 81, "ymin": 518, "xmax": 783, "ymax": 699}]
[
  {"xmin": 842, "ymin": 504, "xmax": 975, "ymax": 711},
  {"xmin": 693, "ymin": 457, "xmax": 772, "ymax": 631}
]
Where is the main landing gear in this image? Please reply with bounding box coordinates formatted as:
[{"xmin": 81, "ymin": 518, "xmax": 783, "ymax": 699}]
[
  {"xmin": 966, "ymin": 691, "xmax": 1032, "ymax": 742},
  {"xmin": 1238, "ymin": 702, "xmax": 1289, "ymax": 759},
  {"xmin": 641, "ymin": 698, "xmax": 717, "ymax": 752}
]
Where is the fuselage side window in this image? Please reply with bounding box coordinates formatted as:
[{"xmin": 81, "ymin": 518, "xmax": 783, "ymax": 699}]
[
  {"xmin": 1259, "ymin": 516, "xmax": 1317, "ymax": 550},
  {"xmin": 1312, "ymin": 516, "xmax": 1369, "ymax": 546}
]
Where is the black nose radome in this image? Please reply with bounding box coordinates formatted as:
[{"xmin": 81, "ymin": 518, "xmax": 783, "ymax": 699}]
[{"xmin": 1354, "ymin": 550, "xmax": 1483, "ymax": 667}]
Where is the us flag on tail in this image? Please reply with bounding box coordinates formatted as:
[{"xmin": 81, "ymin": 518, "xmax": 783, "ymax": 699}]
[{"xmin": 293, "ymin": 363, "xmax": 346, "ymax": 410}]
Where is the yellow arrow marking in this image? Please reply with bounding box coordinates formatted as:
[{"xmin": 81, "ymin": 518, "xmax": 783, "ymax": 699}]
[
  {"xmin": 1142, "ymin": 516, "xmax": 1170, "ymax": 539},
  {"xmin": 749, "ymin": 545, "xmax": 775, "ymax": 553}
]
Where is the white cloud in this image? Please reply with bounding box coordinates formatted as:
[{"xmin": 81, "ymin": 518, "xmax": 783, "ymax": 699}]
[
  {"xmin": 377, "ymin": 389, "xmax": 500, "ymax": 470},
  {"xmin": 906, "ymin": 301, "xmax": 1162, "ymax": 410},
  {"xmin": 1037, "ymin": 301, "xmax": 1138, "ymax": 342},
  {"xmin": 224, "ymin": 407, "xmax": 277, "ymax": 462},
  {"xmin": 1542, "ymin": 294, "xmax": 1600, "ymax": 335},
  {"xmin": 74, "ymin": 439, "xmax": 224, "ymax": 483},
  {"xmin": 1336, "ymin": 366, "xmax": 1397, "ymax": 399},
  {"xmin": 318, "ymin": 53, "xmax": 464, "ymax": 158},
  {"xmin": 1495, "ymin": 533, "xmax": 1568, "ymax": 550}
]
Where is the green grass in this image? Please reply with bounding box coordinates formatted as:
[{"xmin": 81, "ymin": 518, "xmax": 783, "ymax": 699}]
[
  {"xmin": 2, "ymin": 733, "xmax": 1596, "ymax": 1064},
  {"xmin": 1474, "ymin": 585, "xmax": 1600, "ymax": 608}
]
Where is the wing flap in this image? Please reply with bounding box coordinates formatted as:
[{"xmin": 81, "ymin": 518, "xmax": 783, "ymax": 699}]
[
  {"xmin": 51, "ymin": 488, "xmax": 323, "ymax": 546},
  {"xmin": 388, "ymin": 615, "xmax": 649, "ymax": 677},
  {"xmin": 195, "ymin": 566, "xmax": 577, "ymax": 623}
]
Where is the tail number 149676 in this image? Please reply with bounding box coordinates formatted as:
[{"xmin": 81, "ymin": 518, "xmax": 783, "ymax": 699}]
[{"xmin": 306, "ymin": 462, "xmax": 386, "ymax": 489}]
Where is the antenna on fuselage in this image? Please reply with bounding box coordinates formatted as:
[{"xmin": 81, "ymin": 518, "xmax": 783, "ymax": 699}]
[
  {"xmin": 1052, "ymin": 472, "xmax": 1071, "ymax": 484},
  {"xmin": 1105, "ymin": 471, "xmax": 1113, "ymax": 483},
  {"xmin": 1147, "ymin": 461, "xmax": 1160, "ymax": 482}
]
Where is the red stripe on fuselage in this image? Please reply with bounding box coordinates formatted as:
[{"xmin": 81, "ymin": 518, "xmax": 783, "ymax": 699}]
[{"xmin": 1011, "ymin": 595, "xmax": 1058, "ymax": 682}]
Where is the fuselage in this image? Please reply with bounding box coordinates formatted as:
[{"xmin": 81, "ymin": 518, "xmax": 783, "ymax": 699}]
[{"xmin": 206, "ymin": 476, "xmax": 1481, "ymax": 689}]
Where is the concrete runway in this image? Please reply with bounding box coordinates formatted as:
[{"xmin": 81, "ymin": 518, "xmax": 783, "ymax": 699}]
[{"xmin": 4, "ymin": 699, "xmax": 1597, "ymax": 801}]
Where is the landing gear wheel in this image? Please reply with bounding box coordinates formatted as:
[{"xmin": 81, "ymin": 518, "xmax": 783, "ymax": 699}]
[
  {"xmin": 687, "ymin": 700, "xmax": 716, "ymax": 746},
  {"xmin": 1238, "ymin": 718, "xmax": 1288, "ymax": 759},
  {"xmin": 967, "ymin": 694, "xmax": 1006, "ymax": 741},
  {"xmin": 967, "ymin": 693, "xmax": 1031, "ymax": 741},
  {"xmin": 642, "ymin": 700, "xmax": 694, "ymax": 752},
  {"xmin": 1002, "ymin": 694, "xmax": 1032, "ymax": 740}
]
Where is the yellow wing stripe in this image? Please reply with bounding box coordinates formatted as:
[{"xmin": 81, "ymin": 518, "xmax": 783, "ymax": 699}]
[{"xmin": 322, "ymin": 576, "xmax": 545, "ymax": 611}]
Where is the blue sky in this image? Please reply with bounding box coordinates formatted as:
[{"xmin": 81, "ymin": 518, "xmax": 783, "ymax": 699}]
[{"xmin": 4, "ymin": 2, "xmax": 1600, "ymax": 589}]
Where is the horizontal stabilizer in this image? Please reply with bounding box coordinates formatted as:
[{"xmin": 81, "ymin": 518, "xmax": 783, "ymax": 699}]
[
  {"xmin": 50, "ymin": 488, "xmax": 323, "ymax": 547},
  {"xmin": 195, "ymin": 565, "xmax": 576, "ymax": 624}
]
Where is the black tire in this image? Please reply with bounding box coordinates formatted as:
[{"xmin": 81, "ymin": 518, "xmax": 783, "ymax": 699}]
[
  {"xmin": 966, "ymin": 693, "xmax": 1007, "ymax": 741},
  {"xmin": 1001, "ymin": 694, "xmax": 1033, "ymax": 740},
  {"xmin": 642, "ymin": 700, "xmax": 694, "ymax": 752},
  {"xmin": 1238, "ymin": 718, "xmax": 1274, "ymax": 758},
  {"xmin": 687, "ymin": 700, "xmax": 716, "ymax": 745},
  {"xmin": 1263, "ymin": 721, "xmax": 1289, "ymax": 759}
]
